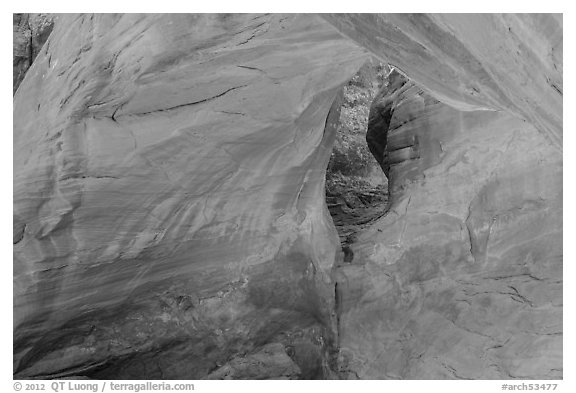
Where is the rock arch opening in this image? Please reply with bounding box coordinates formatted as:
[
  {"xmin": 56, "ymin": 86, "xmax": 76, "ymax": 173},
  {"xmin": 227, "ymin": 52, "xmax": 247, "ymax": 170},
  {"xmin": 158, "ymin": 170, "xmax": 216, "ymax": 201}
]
[
  {"xmin": 324, "ymin": 58, "xmax": 392, "ymax": 249},
  {"xmin": 13, "ymin": 13, "xmax": 562, "ymax": 380}
]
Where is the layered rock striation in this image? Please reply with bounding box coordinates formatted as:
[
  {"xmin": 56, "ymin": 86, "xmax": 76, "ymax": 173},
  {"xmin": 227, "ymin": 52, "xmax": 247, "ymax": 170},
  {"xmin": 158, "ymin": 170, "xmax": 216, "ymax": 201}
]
[
  {"xmin": 14, "ymin": 13, "xmax": 562, "ymax": 379},
  {"xmin": 337, "ymin": 71, "xmax": 562, "ymax": 379},
  {"xmin": 13, "ymin": 13, "xmax": 368, "ymax": 379},
  {"xmin": 324, "ymin": 14, "xmax": 563, "ymax": 149}
]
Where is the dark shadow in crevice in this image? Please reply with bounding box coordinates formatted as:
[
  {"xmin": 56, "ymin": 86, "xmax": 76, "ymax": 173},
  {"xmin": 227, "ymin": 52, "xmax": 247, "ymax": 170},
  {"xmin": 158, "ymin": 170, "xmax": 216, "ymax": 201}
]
[{"xmin": 324, "ymin": 61, "xmax": 393, "ymax": 253}]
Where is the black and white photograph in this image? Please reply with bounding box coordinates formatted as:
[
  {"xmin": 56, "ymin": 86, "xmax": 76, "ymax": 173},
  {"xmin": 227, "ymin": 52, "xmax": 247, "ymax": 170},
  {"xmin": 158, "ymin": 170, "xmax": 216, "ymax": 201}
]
[{"xmin": 8, "ymin": 3, "xmax": 568, "ymax": 390}]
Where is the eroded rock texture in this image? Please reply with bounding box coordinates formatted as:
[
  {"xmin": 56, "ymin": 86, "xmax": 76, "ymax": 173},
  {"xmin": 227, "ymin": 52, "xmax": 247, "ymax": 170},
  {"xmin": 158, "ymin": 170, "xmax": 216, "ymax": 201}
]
[
  {"xmin": 336, "ymin": 71, "xmax": 562, "ymax": 379},
  {"xmin": 13, "ymin": 13, "xmax": 55, "ymax": 94},
  {"xmin": 324, "ymin": 14, "xmax": 562, "ymax": 379},
  {"xmin": 324, "ymin": 14, "xmax": 563, "ymax": 149},
  {"xmin": 14, "ymin": 13, "xmax": 562, "ymax": 380},
  {"xmin": 14, "ymin": 13, "xmax": 368, "ymax": 379}
]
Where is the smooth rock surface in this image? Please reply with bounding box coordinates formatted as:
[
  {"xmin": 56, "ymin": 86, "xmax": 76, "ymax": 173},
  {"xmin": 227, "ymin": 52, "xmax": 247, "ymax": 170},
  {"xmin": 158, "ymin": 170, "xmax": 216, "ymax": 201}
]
[
  {"xmin": 323, "ymin": 14, "xmax": 563, "ymax": 379},
  {"xmin": 323, "ymin": 14, "xmax": 563, "ymax": 149},
  {"xmin": 13, "ymin": 13, "xmax": 367, "ymax": 378},
  {"xmin": 14, "ymin": 13, "xmax": 562, "ymax": 380},
  {"xmin": 336, "ymin": 71, "xmax": 562, "ymax": 379}
]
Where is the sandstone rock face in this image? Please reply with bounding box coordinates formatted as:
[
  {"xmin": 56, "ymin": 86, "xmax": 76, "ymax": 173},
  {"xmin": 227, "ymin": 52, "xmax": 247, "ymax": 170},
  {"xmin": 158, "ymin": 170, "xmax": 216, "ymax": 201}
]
[
  {"xmin": 14, "ymin": 13, "xmax": 562, "ymax": 380},
  {"xmin": 204, "ymin": 343, "xmax": 301, "ymax": 380},
  {"xmin": 323, "ymin": 14, "xmax": 563, "ymax": 149},
  {"xmin": 324, "ymin": 14, "xmax": 562, "ymax": 379},
  {"xmin": 13, "ymin": 13, "xmax": 55, "ymax": 94},
  {"xmin": 336, "ymin": 71, "xmax": 562, "ymax": 379},
  {"xmin": 13, "ymin": 13, "xmax": 368, "ymax": 379}
]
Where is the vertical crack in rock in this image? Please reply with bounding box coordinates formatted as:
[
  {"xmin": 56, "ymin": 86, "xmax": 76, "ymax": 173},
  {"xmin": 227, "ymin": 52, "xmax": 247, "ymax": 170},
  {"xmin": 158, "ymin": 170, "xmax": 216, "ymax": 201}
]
[
  {"xmin": 465, "ymin": 200, "xmax": 490, "ymax": 265},
  {"xmin": 13, "ymin": 13, "xmax": 55, "ymax": 94},
  {"xmin": 27, "ymin": 18, "xmax": 34, "ymax": 69},
  {"xmin": 323, "ymin": 60, "xmax": 393, "ymax": 378},
  {"xmin": 14, "ymin": 13, "xmax": 373, "ymax": 380},
  {"xmin": 14, "ymin": 13, "xmax": 562, "ymax": 380},
  {"xmin": 327, "ymin": 50, "xmax": 562, "ymax": 379}
]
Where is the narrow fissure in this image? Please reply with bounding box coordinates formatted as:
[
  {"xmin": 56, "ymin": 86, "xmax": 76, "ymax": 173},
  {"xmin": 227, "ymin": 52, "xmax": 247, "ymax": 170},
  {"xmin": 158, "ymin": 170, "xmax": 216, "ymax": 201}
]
[
  {"xmin": 325, "ymin": 59, "xmax": 392, "ymax": 249},
  {"xmin": 323, "ymin": 59, "xmax": 396, "ymax": 379}
]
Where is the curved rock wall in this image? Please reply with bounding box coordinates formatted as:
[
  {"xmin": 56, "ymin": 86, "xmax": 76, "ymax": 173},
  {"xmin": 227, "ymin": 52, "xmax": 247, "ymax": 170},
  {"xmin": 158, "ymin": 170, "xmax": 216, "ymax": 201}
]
[
  {"xmin": 13, "ymin": 13, "xmax": 368, "ymax": 378},
  {"xmin": 337, "ymin": 70, "xmax": 562, "ymax": 379},
  {"xmin": 324, "ymin": 14, "xmax": 563, "ymax": 149},
  {"xmin": 14, "ymin": 13, "xmax": 562, "ymax": 380}
]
